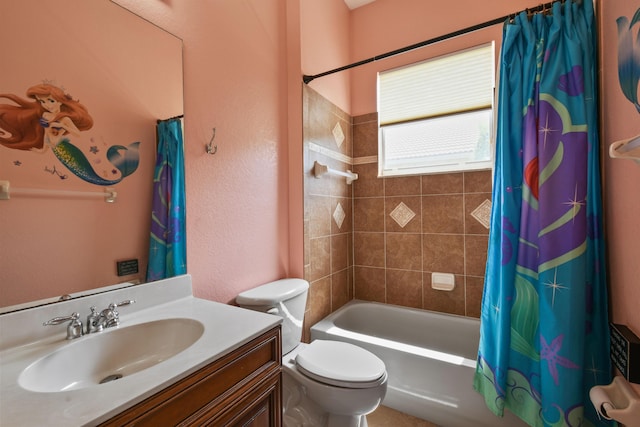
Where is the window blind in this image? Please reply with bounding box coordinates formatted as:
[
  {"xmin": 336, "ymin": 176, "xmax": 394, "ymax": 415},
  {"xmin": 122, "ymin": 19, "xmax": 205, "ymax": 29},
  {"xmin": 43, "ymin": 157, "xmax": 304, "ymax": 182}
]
[{"xmin": 379, "ymin": 44, "xmax": 494, "ymax": 126}]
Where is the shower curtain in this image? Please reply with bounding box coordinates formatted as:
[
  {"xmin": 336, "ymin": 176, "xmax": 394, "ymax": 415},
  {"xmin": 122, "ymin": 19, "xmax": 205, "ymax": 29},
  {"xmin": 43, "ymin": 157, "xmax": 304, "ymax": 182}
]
[
  {"xmin": 473, "ymin": 2, "xmax": 612, "ymax": 426},
  {"xmin": 146, "ymin": 118, "xmax": 187, "ymax": 282}
]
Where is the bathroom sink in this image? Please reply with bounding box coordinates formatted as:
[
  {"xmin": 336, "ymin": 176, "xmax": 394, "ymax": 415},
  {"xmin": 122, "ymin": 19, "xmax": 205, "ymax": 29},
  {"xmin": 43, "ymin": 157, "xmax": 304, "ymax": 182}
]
[{"xmin": 18, "ymin": 318, "xmax": 204, "ymax": 393}]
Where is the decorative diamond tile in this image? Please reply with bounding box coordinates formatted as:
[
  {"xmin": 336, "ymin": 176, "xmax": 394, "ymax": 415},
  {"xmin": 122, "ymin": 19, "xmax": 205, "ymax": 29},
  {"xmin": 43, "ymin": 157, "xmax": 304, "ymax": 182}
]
[
  {"xmin": 332, "ymin": 122, "xmax": 345, "ymax": 148},
  {"xmin": 389, "ymin": 202, "xmax": 415, "ymax": 228},
  {"xmin": 333, "ymin": 203, "xmax": 346, "ymax": 229},
  {"xmin": 471, "ymin": 199, "xmax": 492, "ymax": 229}
]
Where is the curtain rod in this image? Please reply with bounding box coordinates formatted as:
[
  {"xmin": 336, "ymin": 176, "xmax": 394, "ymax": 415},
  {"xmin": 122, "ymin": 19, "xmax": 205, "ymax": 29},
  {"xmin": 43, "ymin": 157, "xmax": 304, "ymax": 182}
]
[
  {"xmin": 157, "ymin": 114, "xmax": 183, "ymax": 124},
  {"xmin": 302, "ymin": 0, "xmax": 563, "ymax": 84}
]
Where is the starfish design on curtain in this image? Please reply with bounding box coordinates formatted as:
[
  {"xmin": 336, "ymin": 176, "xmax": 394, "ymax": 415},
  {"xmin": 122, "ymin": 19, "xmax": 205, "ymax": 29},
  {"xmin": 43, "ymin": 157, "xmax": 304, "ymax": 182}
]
[{"xmin": 540, "ymin": 334, "xmax": 580, "ymax": 386}]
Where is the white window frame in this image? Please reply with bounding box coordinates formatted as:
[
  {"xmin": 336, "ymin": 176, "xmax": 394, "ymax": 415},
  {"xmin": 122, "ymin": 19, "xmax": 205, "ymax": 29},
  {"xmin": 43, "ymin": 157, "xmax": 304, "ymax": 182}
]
[{"xmin": 377, "ymin": 43, "xmax": 495, "ymax": 177}]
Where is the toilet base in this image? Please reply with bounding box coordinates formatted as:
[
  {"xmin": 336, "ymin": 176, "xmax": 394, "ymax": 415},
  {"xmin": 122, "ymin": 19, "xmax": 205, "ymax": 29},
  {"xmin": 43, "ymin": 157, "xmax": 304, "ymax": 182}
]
[
  {"xmin": 282, "ymin": 366, "xmax": 382, "ymax": 427},
  {"xmin": 327, "ymin": 413, "xmax": 369, "ymax": 427}
]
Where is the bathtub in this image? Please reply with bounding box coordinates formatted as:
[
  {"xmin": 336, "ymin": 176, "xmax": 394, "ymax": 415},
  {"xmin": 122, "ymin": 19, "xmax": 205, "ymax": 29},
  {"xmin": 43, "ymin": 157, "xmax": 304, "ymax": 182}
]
[{"xmin": 310, "ymin": 300, "xmax": 525, "ymax": 427}]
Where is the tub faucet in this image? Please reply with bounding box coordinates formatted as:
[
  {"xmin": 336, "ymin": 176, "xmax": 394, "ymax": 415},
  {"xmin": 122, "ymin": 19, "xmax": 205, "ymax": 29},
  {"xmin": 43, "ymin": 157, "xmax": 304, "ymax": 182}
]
[
  {"xmin": 86, "ymin": 300, "xmax": 136, "ymax": 333},
  {"xmin": 43, "ymin": 312, "xmax": 84, "ymax": 340}
]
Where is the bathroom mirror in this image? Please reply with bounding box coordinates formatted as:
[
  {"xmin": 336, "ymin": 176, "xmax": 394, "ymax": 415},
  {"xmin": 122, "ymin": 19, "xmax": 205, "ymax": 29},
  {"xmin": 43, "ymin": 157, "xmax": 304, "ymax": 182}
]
[{"xmin": 0, "ymin": 1, "xmax": 184, "ymax": 313}]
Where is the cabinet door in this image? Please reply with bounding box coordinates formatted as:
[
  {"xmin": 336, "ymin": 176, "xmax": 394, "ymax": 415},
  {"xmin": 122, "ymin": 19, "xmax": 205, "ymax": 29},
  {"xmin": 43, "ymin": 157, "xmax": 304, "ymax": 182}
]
[{"xmin": 198, "ymin": 371, "xmax": 282, "ymax": 426}]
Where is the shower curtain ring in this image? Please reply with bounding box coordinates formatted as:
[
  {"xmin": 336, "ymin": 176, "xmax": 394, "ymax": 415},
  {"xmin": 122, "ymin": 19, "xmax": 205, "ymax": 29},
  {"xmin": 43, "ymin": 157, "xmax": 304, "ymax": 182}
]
[{"xmin": 206, "ymin": 127, "xmax": 217, "ymax": 155}]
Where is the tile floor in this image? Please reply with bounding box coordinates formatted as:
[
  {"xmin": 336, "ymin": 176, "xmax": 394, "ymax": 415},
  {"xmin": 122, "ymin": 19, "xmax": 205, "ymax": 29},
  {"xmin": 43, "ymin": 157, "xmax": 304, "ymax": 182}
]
[{"xmin": 367, "ymin": 405, "xmax": 439, "ymax": 427}]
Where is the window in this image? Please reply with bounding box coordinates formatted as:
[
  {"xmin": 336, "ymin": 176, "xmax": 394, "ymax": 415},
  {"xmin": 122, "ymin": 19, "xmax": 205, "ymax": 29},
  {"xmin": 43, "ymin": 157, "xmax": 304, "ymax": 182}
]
[{"xmin": 378, "ymin": 43, "xmax": 495, "ymax": 176}]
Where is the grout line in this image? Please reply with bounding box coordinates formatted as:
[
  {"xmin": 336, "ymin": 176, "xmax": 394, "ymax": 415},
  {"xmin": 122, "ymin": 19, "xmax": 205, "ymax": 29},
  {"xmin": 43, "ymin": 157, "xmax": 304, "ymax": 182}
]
[
  {"xmin": 463, "ymin": 172, "xmax": 468, "ymax": 316},
  {"xmin": 382, "ymin": 176, "xmax": 387, "ymax": 304}
]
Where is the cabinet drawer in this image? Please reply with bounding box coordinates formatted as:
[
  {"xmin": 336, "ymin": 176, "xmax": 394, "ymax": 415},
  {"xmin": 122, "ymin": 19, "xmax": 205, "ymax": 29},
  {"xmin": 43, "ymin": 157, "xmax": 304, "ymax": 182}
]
[{"xmin": 100, "ymin": 326, "xmax": 281, "ymax": 427}]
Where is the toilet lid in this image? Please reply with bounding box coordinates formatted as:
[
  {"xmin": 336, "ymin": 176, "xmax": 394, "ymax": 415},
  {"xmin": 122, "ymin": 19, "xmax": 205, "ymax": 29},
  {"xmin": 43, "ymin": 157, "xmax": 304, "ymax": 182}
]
[{"xmin": 295, "ymin": 340, "xmax": 386, "ymax": 388}]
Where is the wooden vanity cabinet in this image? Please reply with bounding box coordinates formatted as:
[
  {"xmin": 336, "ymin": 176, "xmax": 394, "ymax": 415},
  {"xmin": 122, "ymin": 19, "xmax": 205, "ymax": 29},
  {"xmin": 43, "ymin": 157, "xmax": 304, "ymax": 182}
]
[{"xmin": 99, "ymin": 326, "xmax": 282, "ymax": 427}]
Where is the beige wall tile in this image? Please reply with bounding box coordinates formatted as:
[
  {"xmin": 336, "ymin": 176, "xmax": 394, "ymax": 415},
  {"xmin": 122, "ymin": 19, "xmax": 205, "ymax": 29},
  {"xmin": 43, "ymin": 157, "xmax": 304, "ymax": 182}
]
[
  {"xmin": 303, "ymin": 219, "xmax": 310, "ymax": 267},
  {"xmin": 353, "ymin": 163, "xmax": 384, "ymax": 197},
  {"xmin": 385, "ymin": 196, "xmax": 422, "ymax": 233},
  {"xmin": 353, "ymin": 112, "xmax": 377, "ymax": 125},
  {"xmin": 308, "ymin": 195, "xmax": 332, "ymax": 238},
  {"xmin": 331, "ymin": 197, "xmax": 351, "ymax": 235},
  {"xmin": 386, "ymin": 233, "xmax": 422, "ymax": 270},
  {"xmin": 306, "ymin": 276, "xmax": 332, "ymax": 334},
  {"xmin": 385, "ymin": 175, "xmax": 421, "ymax": 196},
  {"xmin": 331, "ymin": 233, "xmax": 349, "ymax": 272},
  {"xmin": 354, "ymin": 266, "xmax": 386, "ymax": 302},
  {"xmin": 464, "ymin": 169, "xmax": 492, "ymax": 193},
  {"xmin": 331, "ymin": 269, "xmax": 350, "ymax": 311},
  {"xmin": 353, "ymin": 119, "xmax": 379, "ymax": 158},
  {"xmin": 348, "ymin": 265, "xmax": 354, "ymax": 300},
  {"xmin": 465, "ymin": 235, "xmax": 489, "ymax": 276},
  {"xmin": 309, "ymin": 236, "xmax": 331, "ymax": 282},
  {"xmin": 422, "ymin": 172, "xmax": 463, "ymax": 195},
  {"xmin": 386, "ymin": 269, "xmax": 423, "ymax": 309},
  {"xmin": 353, "ymin": 197, "xmax": 385, "ymax": 231},
  {"xmin": 422, "ymin": 194, "xmax": 464, "ymax": 234},
  {"xmin": 464, "ymin": 193, "xmax": 492, "ymax": 235},
  {"xmin": 423, "ymin": 234, "xmax": 465, "ymax": 274},
  {"xmin": 465, "ymin": 275, "xmax": 485, "ymax": 318},
  {"xmin": 354, "ymin": 232, "xmax": 385, "ymax": 267},
  {"xmin": 304, "ymin": 85, "xmax": 349, "ymax": 154}
]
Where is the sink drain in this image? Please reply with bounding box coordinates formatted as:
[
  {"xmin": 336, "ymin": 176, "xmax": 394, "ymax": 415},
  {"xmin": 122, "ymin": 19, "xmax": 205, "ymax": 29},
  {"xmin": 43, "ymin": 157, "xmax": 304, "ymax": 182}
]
[{"xmin": 99, "ymin": 374, "xmax": 123, "ymax": 384}]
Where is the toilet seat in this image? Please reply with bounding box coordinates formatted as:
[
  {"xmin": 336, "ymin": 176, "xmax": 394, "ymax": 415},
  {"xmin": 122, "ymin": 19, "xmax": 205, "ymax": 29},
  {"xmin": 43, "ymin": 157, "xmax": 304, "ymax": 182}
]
[{"xmin": 295, "ymin": 340, "xmax": 386, "ymax": 389}]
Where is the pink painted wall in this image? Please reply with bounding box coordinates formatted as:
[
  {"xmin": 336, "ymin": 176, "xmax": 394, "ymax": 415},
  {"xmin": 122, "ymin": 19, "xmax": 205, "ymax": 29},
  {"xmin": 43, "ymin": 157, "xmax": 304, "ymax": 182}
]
[
  {"xmin": 598, "ymin": 0, "xmax": 640, "ymax": 376},
  {"xmin": 1, "ymin": 1, "xmax": 182, "ymax": 307},
  {"xmin": 113, "ymin": 0, "xmax": 299, "ymax": 304},
  {"xmin": 349, "ymin": 0, "xmax": 545, "ymax": 116},
  {"xmin": 301, "ymin": 0, "xmax": 352, "ymax": 114}
]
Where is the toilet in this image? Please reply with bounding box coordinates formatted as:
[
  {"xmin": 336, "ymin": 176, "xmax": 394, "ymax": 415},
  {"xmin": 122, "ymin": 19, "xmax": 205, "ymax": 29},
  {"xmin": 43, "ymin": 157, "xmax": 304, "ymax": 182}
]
[{"xmin": 236, "ymin": 278, "xmax": 387, "ymax": 427}]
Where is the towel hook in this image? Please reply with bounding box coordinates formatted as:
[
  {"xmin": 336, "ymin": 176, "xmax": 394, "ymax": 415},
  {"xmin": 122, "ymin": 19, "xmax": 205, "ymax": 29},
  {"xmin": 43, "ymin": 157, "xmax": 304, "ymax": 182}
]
[{"xmin": 206, "ymin": 128, "xmax": 218, "ymax": 155}]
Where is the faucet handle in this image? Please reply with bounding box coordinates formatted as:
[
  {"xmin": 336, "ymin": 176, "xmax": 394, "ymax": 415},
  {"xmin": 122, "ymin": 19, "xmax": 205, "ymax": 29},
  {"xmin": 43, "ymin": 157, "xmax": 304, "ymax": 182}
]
[
  {"xmin": 43, "ymin": 312, "xmax": 84, "ymax": 340},
  {"xmin": 104, "ymin": 300, "xmax": 136, "ymax": 327},
  {"xmin": 110, "ymin": 299, "xmax": 136, "ymax": 311},
  {"xmin": 43, "ymin": 312, "xmax": 80, "ymax": 326},
  {"xmin": 118, "ymin": 299, "xmax": 136, "ymax": 306}
]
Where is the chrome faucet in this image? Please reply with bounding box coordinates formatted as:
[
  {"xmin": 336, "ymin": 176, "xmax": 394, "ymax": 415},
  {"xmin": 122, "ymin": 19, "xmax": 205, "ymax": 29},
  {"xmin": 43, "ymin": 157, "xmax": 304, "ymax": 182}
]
[
  {"xmin": 86, "ymin": 306, "xmax": 103, "ymax": 334},
  {"xmin": 43, "ymin": 312, "xmax": 84, "ymax": 340},
  {"xmin": 86, "ymin": 300, "xmax": 136, "ymax": 333}
]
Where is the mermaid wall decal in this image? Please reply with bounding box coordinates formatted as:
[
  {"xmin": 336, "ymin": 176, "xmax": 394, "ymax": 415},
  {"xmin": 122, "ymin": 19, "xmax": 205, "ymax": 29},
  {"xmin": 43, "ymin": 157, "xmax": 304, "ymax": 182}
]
[
  {"xmin": 0, "ymin": 83, "xmax": 140, "ymax": 186},
  {"xmin": 616, "ymin": 8, "xmax": 640, "ymax": 114}
]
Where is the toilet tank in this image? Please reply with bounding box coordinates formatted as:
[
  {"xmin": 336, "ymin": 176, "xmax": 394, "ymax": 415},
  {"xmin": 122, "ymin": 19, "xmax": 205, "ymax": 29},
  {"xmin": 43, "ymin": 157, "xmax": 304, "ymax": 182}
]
[{"xmin": 236, "ymin": 278, "xmax": 309, "ymax": 355}]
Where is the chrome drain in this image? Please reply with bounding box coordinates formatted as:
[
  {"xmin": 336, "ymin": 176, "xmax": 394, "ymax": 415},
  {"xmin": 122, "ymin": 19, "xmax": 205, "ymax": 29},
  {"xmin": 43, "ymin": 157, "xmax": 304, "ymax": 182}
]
[{"xmin": 99, "ymin": 374, "xmax": 123, "ymax": 384}]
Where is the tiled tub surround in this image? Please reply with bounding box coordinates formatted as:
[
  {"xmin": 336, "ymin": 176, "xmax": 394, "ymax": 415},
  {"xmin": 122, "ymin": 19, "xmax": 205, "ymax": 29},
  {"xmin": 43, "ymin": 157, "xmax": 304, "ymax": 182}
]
[
  {"xmin": 303, "ymin": 87, "xmax": 493, "ymax": 339},
  {"xmin": 353, "ymin": 113, "xmax": 492, "ymax": 317},
  {"xmin": 303, "ymin": 85, "xmax": 354, "ymax": 340}
]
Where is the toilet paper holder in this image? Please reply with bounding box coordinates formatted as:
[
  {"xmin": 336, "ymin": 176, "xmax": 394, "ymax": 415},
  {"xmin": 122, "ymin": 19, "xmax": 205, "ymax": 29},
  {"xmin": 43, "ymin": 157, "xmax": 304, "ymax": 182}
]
[{"xmin": 590, "ymin": 376, "xmax": 640, "ymax": 425}]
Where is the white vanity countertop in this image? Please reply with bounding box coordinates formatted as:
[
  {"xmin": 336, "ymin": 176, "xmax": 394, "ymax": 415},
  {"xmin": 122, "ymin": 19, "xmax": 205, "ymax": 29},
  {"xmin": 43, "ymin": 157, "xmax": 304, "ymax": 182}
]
[{"xmin": 0, "ymin": 275, "xmax": 281, "ymax": 427}]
